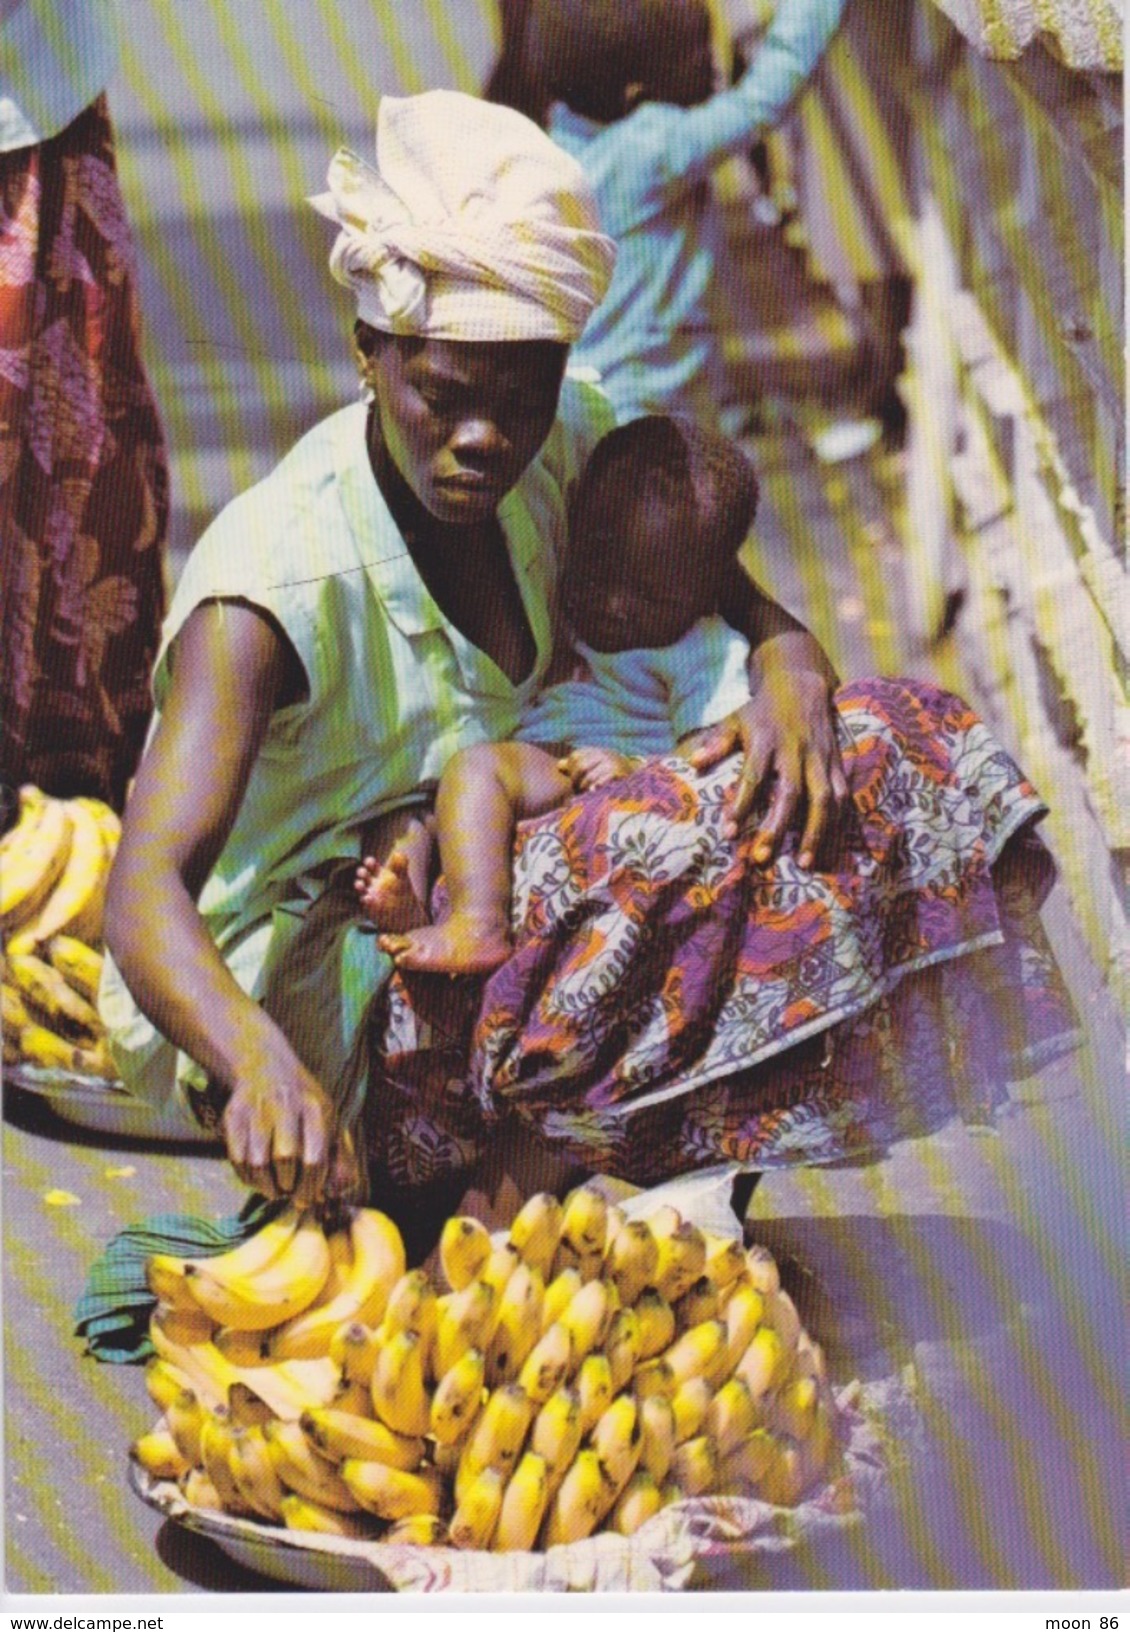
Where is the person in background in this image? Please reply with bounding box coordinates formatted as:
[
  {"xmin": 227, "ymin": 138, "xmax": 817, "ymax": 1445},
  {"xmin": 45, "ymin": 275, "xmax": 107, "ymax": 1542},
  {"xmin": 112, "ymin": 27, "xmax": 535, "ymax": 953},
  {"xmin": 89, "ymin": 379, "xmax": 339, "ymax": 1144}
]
[
  {"xmin": 526, "ymin": 0, "xmax": 847, "ymax": 428},
  {"xmin": 0, "ymin": 0, "xmax": 169, "ymax": 815}
]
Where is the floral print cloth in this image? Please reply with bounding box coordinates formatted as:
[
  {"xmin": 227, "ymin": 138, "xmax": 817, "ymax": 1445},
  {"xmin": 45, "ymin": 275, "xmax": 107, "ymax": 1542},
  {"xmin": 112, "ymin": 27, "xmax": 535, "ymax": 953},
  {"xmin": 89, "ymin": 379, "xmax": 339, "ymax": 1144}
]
[
  {"xmin": 0, "ymin": 96, "xmax": 167, "ymax": 808},
  {"xmin": 370, "ymin": 678, "xmax": 1079, "ymax": 1189}
]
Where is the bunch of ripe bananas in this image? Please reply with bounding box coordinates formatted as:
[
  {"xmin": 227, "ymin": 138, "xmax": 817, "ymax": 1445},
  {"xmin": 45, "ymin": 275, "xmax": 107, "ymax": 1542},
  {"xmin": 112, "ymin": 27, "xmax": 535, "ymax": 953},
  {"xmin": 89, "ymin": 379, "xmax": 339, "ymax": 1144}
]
[
  {"xmin": 133, "ymin": 1189, "xmax": 842, "ymax": 1550},
  {"xmin": 1, "ymin": 786, "xmax": 121, "ymax": 1078}
]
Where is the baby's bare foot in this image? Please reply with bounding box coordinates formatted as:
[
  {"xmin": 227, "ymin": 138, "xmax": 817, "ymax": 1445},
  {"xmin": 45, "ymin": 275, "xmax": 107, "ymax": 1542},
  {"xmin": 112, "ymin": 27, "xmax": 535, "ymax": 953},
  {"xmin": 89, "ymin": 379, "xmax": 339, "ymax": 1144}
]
[
  {"xmin": 354, "ymin": 847, "xmax": 429, "ymax": 933},
  {"xmin": 378, "ymin": 915, "xmax": 512, "ymax": 975}
]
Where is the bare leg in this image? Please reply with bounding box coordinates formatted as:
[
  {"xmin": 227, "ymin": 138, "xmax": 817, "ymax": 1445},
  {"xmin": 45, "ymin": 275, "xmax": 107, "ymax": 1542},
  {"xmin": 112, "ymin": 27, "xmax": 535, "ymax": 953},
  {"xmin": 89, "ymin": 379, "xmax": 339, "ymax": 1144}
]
[
  {"xmin": 379, "ymin": 741, "xmax": 569, "ymax": 974},
  {"xmin": 356, "ymin": 815, "xmax": 435, "ymax": 932}
]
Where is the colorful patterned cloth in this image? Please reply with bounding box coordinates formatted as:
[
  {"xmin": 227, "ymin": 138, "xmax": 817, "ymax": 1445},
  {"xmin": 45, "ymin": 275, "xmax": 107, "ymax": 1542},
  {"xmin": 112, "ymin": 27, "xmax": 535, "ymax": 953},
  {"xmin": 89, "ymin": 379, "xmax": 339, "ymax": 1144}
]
[
  {"xmin": 0, "ymin": 96, "xmax": 167, "ymax": 808},
  {"xmin": 370, "ymin": 678, "xmax": 1078, "ymax": 1189}
]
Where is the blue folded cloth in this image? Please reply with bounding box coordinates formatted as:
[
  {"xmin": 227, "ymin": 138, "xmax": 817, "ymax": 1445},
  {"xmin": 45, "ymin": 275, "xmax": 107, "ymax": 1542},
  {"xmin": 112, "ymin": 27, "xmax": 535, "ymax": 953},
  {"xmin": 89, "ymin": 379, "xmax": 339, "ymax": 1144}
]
[{"xmin": 74, "ymin": 1195, "xmax": 284, "ymax": 1363}]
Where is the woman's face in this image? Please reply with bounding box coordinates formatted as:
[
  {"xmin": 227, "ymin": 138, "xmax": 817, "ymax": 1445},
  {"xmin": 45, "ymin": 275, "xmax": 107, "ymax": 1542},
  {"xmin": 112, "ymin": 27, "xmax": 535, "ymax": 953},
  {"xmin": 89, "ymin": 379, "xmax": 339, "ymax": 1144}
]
[{"xmin": 363, "ymin": 334, "xmax": 569, "ymax": 524}]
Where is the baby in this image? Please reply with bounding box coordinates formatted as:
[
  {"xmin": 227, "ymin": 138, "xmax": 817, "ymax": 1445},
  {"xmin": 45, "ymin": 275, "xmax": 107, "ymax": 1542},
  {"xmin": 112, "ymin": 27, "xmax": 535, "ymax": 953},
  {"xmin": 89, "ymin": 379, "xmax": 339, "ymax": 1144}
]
[{"xmin": 356, "ymin": 415, "xmax": 759, "ymax": 974}]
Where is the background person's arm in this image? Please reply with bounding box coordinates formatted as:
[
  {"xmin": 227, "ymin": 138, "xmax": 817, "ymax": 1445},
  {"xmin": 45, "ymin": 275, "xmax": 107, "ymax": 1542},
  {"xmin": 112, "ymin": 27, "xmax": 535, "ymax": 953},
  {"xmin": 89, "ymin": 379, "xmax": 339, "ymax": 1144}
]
[
  {"xmin": 663, "ymin": 0, "xmax": 847, "ymax": 183},
  {"xmin": 103, "ymin": 601, "xmax": 352, "ymax": 1206},
  {"xmin": 699, "ymin": 563, "xmax": 848, "ymax": 868}
]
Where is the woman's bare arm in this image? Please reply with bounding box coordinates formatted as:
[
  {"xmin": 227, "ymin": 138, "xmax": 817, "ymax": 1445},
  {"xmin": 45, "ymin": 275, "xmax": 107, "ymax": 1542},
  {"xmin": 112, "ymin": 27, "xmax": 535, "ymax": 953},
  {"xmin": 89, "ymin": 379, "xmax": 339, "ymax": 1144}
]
[{"xmin": 103, "ymin": 601, "xmax": 353, "ymax": 1206}]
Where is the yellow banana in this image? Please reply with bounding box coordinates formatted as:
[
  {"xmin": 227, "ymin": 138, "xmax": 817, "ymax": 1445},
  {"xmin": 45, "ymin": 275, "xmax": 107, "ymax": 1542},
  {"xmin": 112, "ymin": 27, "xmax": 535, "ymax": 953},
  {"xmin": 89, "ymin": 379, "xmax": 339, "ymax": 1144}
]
[
  {"xmin": 669, "ymin": 1434, "xmax": 718, "ymax": 1497},
  {"xmin": 329, "ymin": 1375, "xmax": 374, "ymax": 1418},
  {"xmin": 43, "ymin": 931, "xmax": 103, "ymax": 1002},
  {"xmin": 603, "ymin": 1203, "xmax": 627, "ymax": 1252},
  {"xmin": 551, "ymin": 1239, "xmax": 605, "ymax": 1284},
  {"xmin": 734, "ymin": 1326, "xmax": 789, "ymax": 1401},
  {"xmin": 434, "ymin": 1281, "xmax": 496, "ymax": 1378},
  {"xmin": 609, "ymin": 1468, "xmax": 663, "ymax": 1536},
  {"xmin": 184, "ymin": 1214, "xmax": 332, "ymax": 1332},
  {"xmin": 131, "ymin": 1424, "xmax": 190, "ymax": 1482},
  {"xmin": 575, "ymin": 1352, "xmax": 614, "ymax": 1436},
  {"xmin": 529, "ymin": 1384, "xmax": 583, "ymax": 1499},
  {"xmin": 603, "ymin": 1220, "xmax": 659, "ymax": 1306},
  {"xmin": 770, "ymin": 1375, "xmax": 818, "ymax": 1442},
  {"xmin": 454, "ymin": 1382, "xmax": 535, "ymax": 1504},
  {"xmin": 263, "ymin": 1418, "xmax": 361, "ymax": 1512},
  {"xmin": 718, "ymin": 1427, "xmax": 779, "ymax": 1494},
  {"xmin": 602, "ymin": 1307, "xmax": 640, "ymax": 1394},
  {"xmin": 377, "ymin": 1268, "xmax": 437, "ymax": 1376},
  {"xmin": 670, "ymin": 1376, "xmax": 713, "ymax": 1443},
  {"xmin": 149, "ymin": 1304, "xmax": 337, "ymax": 1419},
  {"xmin": 200, "ymin": 1407, "xmax": 254, "ymax": 1514},
  {"xmin": 631, "ymin": 1357, "xmax": 677, "ymax": 1400},
  {"xmin": 704, "ymin": 1376, "xmax": 758, "ymax": 1460},
  {"xmin": 540, "ymin": 1266, "xmax": 582, "ymax": 1333},
  {"xmin": 6, "ymin": 798, "xmax": 106, "ymax": 951},
  {"xmin": 541, "ymin": 1448, "xmax": 615, "ymax": 1547},
  {"xmin": 370, "ymin": 1328, "xmax": 430, "ymax": 1437},
  {"xmin": 18, "ymin": 1019, "xmax": 114, "ymax": 1076},
  {"xmin": 227, "ymin": 1425, "xmax": 287, "ymax": 1520},
  {"xmin": 7, "ymin": 951, "xmax": 100, "ymax": 1036},
  {"xmin": 213, "ymin": 1327, "xmax": 272, "ymax": 1367},
  {"xmin": 638, "ymin": 1393, "xmax": 677, "ymax": 1485},
  {"xmin": 757, "ymin": 1441, "xmax": 806, "ymax": 1507},
  {"xmin": 439, "ymin": 1214, "xmax": 492, "ymax": 1291},
  {"xmin": 477, "ymin": 1243, "xmax": 522, "ymax": 1301},
  {"xmin": 180, "ymin": 1467, "xmax": 224, "ymax": 1511},
  {"xmin": 448, "ymin": 1465, "xmax": 505, "ymax": 1550},
  {"xmin": 144, "ymin": 1356, "xmax": 195, "ymax": 1413},
  {"xmin": 268, "ymin": 1207, "xmax": 405, "ymax": 1358},
  {"xmin": 674, "ymin": 1275, "xmax": 720, "ymax": 1331},
  {"xmin": 0, "ymin": 792, "xmax": 72, "ymax": 932},
  {"xmin": 329, "ymin": 1320, "xmax": 381, "ymax": 1387},
  {"xmin": 430, "ymin": 1346, "xmax": 486, "ymax": 1445},
  {"xmin": 301, "ymin": 1407, "xmax": 424, "ymax": 1469},
  {"xmin": 645, "ymin": 1204, "xmax": 683, "ymax": 1240},
  {"xmin": 559, "ymin": 1185, "xmax": 608, "ymax": 1258},
  {"xmin": 516, "ymin": 1321, "xmax": 572, "ymax": 1404},
  {"xmin": 703, "ymin": 1232, "xmax": 746, "ymax": 1292},
  {"xmin": 634, "ymin": 1288, "xmax": 676, "ymax": 1360},
  {"xmin": 652, "ymin": 1221, "xmax": 707, "ymax": 1303},
  {"xmin": 226, "ymin": 1379, "xmax": 276, "ymax": 1429},
  {"xmin": 661, "ymin": 1318, "xmax": 727, "ymax": 1387},
  {"xmin": 507, "ymin": 1191, "xmax": 562, "ymax": 1280},
  {"xmin": 721, "ymin": 1281, "xmax": 765, "ymax": 1376},
  {"xmin": 495, "ymin": 1450, "xmax": 550, "ymax": 1552},
  {"xmin": 484, "ymin": 1262, "xmax": 544, "ymax": 1388},
  {"xmin": 744, "ymin": 1243, "xmax": 781, "ymax": 1297},
  {"xmin": 149, "ymin": 1208, "xmax": 302, "ymax": 1314},
  {"xmin": 558, "ymin": 1278, "xmax": 612, "ymax": 1368},
  {"xmin": 163, "ymin": 1388, "xmax": 204, "ymax": 1466},
  {"xmin": 2, "ymin": 981, "xmax": 30, "ymax": 1032},
  {"xmin": 591, "ymin": 1393, "xmax": 642, "ymax": 1495},
  {"xmin": 762, "ymin": 1288, "xmax": 802, "ymax": 1354},
  {"xmin": 279, "ymin": 1494, "xmax": 376, "ymax": 1538},
  {"xmin": 385, "ymin": 1514, "xmax": 449, "ymax": 1546},
  {"xmin": 340, "ymin": 1458, "xmax": 442, "ymax": 1521},
  {"xmin": 72, "ymin": 795, "xmax": 121, "ymax": 855}
]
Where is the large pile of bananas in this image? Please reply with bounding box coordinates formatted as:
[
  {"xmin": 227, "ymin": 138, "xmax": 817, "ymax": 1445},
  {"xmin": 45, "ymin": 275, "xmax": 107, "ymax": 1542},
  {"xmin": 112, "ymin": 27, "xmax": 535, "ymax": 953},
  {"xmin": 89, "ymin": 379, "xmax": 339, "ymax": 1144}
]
[
  {"xmin": 1, "ymin": 785, "xmax": 120, "ymax": 1078},
  {"xmin": 133, "ymin": 1188, "xmax": 841, "ymax": 1550}
]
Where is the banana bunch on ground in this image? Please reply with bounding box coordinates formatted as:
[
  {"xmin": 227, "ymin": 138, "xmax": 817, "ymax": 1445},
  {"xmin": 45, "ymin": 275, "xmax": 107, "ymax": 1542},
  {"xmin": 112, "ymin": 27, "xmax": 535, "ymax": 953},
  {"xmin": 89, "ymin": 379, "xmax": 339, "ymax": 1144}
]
[
  {"xmin": 1, "ymin": 785, "xmax": 120, "ymax": 1077},
  {"xmin": 133, "ymin": 1190, "xmax": 843, "ymax": 1550}
]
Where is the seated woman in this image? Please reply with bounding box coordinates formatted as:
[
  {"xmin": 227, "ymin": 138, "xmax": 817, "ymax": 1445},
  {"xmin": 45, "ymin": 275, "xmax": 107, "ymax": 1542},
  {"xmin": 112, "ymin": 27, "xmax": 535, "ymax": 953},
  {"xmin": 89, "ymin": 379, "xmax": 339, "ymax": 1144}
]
[{"xmin": 99, "ymin": 90, "xmax": 850, "ymax": 1230}]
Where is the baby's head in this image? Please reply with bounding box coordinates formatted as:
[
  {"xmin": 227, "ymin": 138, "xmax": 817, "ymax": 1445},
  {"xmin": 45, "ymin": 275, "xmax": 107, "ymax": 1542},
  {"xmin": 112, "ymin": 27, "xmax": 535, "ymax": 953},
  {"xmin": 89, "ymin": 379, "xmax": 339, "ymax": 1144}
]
[
  {"xmin": 565, "ymin": 415, "xmax": 759, "ymax": 652},
  {"xmin": 533, "ymin": 0, "xmax": 716, "ymax": 124}
]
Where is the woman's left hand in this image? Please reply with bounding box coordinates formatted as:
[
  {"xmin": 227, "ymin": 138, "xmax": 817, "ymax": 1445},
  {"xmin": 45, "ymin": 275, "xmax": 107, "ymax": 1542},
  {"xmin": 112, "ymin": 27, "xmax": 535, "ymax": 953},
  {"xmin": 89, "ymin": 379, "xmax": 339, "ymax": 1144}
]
[{"xmin": 688, "ymin": 631, "xmax": 849, "ymax": 868}]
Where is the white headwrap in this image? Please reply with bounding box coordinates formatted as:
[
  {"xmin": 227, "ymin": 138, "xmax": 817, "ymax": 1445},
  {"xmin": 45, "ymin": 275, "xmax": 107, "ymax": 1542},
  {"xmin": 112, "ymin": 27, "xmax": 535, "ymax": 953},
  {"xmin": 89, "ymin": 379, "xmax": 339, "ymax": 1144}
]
[{"xmin": 309, "ymin": 90, "xmax": 616, "ymax": 344}]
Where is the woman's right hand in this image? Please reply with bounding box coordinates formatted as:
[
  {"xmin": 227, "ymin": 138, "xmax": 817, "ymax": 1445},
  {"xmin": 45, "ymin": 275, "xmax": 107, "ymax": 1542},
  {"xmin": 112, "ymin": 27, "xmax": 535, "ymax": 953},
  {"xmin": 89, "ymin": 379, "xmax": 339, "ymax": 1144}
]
[{"xmin": 222, "ymin": 1058, "xmax": 360, "ymax": 1209}]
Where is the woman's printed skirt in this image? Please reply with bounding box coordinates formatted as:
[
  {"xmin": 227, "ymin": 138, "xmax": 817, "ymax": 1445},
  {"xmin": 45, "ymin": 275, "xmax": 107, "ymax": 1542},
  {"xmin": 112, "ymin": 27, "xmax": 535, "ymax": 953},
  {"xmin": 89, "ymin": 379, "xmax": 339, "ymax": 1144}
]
[{"xmin": 370, "ymin": 678, "xmax": 1080, "ymax": 1189}]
